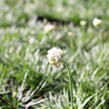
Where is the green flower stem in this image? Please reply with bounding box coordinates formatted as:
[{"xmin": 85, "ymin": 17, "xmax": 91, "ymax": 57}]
[{"xmin": 61, "ymin": 60, "xmax": 73, "ymax": 108}]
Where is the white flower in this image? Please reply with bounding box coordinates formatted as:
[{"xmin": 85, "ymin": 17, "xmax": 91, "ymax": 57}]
[
  {"xmin": 28, "ymin": 37, "xmax": 35, "ymax": 43},
  {"xmin": 80, "ymin": 20, "xmax": 86, "ymax": 26},
  {"xmin": 92, "ymin": 18, "xmax": 102, "ymax": 26},
  {"xmin": 47, "ymin": 47, "xmax": 65, "ymax": 66},
  {"xmin": 68, "ymin": 32, "xmax": 73, "ymax": 36},
  {"xmin": 44, "ymin": 23, "xmax": 55, "ymax": 33}
]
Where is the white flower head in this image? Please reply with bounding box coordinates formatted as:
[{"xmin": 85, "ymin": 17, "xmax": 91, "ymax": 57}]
[
  {"xmin": 44, "ymin": 23, "xmax": 55, "ymax": 33},
  {"xmin": 28, "ymin": 37, "xmax": 35, "ymax": 43},
  {"xmin": 47, "ymin": 47, "xmax": 65, "ymax": 66},
  {"xmin": 92, "ymin": 18, "xmax": 102, "ymax": 26},
  {"xmin": 80, "ymin": 20, "xmax": 86, "ymax": 26}
]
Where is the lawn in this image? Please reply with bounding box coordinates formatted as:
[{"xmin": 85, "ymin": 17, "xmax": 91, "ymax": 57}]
[{"xmin": 0, "ymin": 0, "xmax": 109, "ymax": 109}]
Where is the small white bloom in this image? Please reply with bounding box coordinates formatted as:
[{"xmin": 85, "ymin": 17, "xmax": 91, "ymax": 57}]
[
  {"xmin": 12, "ymin": 91, "xmax": 17, "ymax": 97},
  {"xmin": 80, "ymin": 20, "xmax": 86, "ymax": 26},
  {"xmin": 28, "ymin": 37, "xmax": 35, "ymax": 43},
  {"xmin": 68, "ymin": 32, "xmax": 73, "ymax": 36},
  {"xmin": 47, "ymin": 47, "xmax": 65, "ymax": 66},
  {"xmin": 92, "ymin": 18, "xmax": 102, "ymax": 26},
  {"xmin": 44, "ymin": 23, "xmax": 55, "ymax": 33}
]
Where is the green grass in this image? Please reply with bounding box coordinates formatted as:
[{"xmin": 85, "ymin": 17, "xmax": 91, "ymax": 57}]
[{"xmin": 0, "ymin": 0, "xmax": 109, "ymax": 108}]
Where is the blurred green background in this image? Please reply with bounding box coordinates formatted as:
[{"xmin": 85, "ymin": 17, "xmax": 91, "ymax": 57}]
[{"xmin": 0, "ymin": 0, "xmax": 109, "ymax": 109}]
